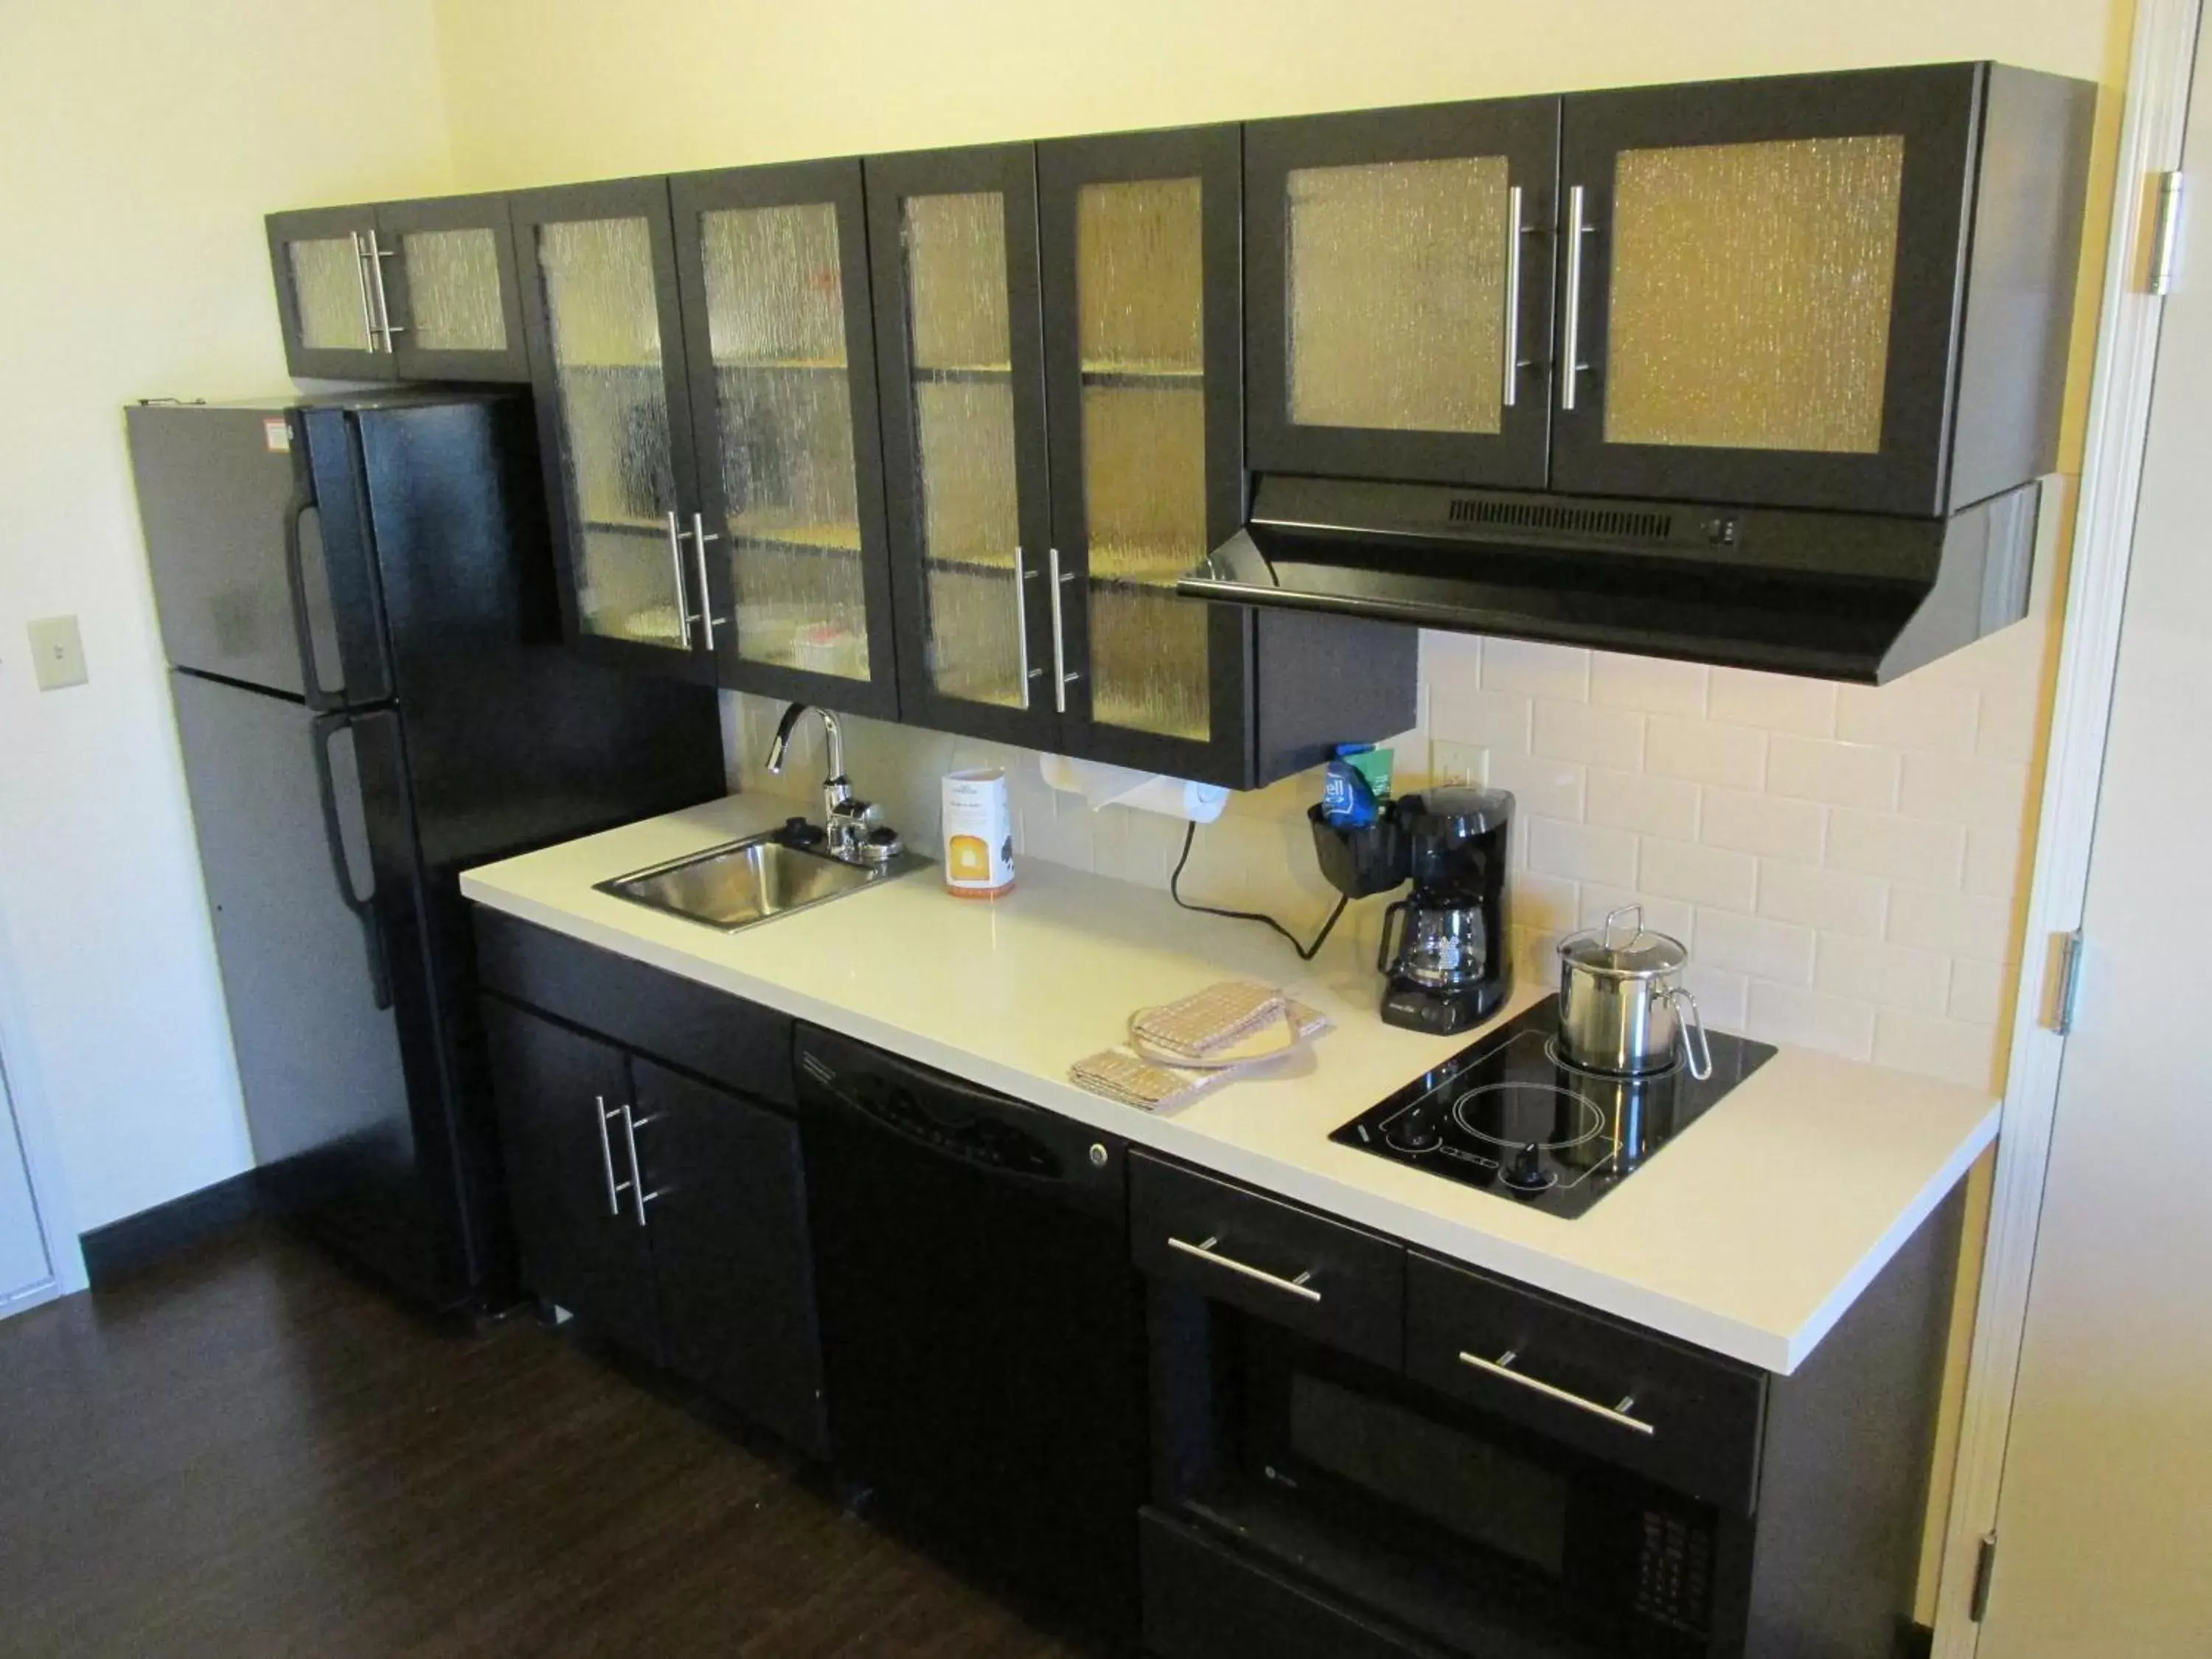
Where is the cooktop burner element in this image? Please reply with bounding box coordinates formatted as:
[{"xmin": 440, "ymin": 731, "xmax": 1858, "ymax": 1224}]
[{"xmin": 1331, "ymin": 998, "xmax": 1775, "ymax": 1218}]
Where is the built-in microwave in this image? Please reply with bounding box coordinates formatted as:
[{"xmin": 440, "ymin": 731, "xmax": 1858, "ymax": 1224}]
[{"xmin": 1147, "ymin": 1295, "xmax": 1739, "ymax": 1658}]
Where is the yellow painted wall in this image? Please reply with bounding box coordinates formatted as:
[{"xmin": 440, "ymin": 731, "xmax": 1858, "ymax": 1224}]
[
  {"xmin": 434, "ymin": 0, "xmax": 2124, "ymax": 187},
  {"xmin": 0, "ymin": 1, "xmax": 454, "ymax": 1234}
]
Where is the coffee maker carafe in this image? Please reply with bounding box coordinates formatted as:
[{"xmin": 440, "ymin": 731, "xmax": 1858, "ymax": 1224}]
[{"xmin": 1375, "ymin": 787, "xmax": 1513, "ymax": 1034}]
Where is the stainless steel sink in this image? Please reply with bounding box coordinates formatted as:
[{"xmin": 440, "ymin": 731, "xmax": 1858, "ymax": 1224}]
[{"xmin": 597, "ymin": 830, "xmax": 922, "ymax": 931}]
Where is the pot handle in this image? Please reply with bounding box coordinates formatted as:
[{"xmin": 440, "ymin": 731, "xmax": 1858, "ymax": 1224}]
[{"xmin": 1666, "ymin": 985, "xmax": 1714, "ymax": 1080}]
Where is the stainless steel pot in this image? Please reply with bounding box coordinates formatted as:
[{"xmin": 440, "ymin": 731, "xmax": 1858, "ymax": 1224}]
[{"xmin": 1556, "ymin": 905, "xmax": 1713, "ymax": 1079}]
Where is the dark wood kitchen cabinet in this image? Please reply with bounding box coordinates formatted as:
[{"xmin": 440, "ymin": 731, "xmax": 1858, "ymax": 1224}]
[
  {"xmin": 267, "ymin": 192, "xmax": 530, "ymax": 383},
  {"xmin": 871, "ymin": 132, "xmax": 1416, "ymax": 785},
  {"xmin": 475, "ymin": 911, "xmax": 827, "ymax": 1457},
  {"xmin": 1245, "ymin": 63, "xmax": 2092, "ymax": 517}
]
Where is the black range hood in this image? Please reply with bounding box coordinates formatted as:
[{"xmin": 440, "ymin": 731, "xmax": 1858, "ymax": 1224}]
[{"xmin": 1179, "ymin": 475, "xmax": 2042, "ymax": 685}]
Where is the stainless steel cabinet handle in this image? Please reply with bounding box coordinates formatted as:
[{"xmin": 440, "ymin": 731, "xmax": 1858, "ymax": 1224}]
[
  {"xmin": 349, "ymin": 232, "xmax": 380, "ymax": 352},
  {"xmin": 366, "ymin": 231, "xmax": 405, "ymax": 349},
  {"xmin": 686, "ymin": 512, "xmax": 724, "ymax": 651},
  {"xmin": 1013, "ymin": 544, "xmax": 1039, "ymax": 703},
  {"xmin": 594, "ymin": 1095, "xmax": 630, "ymax": 1217},
  {"xmin": 1458, "ymin": 1349, "xmax": 1654, "ymax": 1436},
  {"xmin": 1046, "ymin": 546, "xmax": 1079, "ymax": 714},
  {"xmin": 619, "ymin": 1105, "xmax": 660, "ymax": 1228},
  {"xmin": 664, "ymin": 511, "xmax": 696, "ymax": 650},
  {"xmin": 1560, "ymin": 184, "xmax": 1591, "ymax": 413},
  {"xmin": 1501, "ymin": 184, "xmax": 1524, "ymax": 409},
  {"xmin": 1166, "ymin": 1235, "xmax": 1321, "ymax": 1304}
]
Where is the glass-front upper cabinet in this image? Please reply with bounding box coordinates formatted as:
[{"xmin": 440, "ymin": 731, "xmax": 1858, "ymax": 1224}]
[
  {"xmin": 1552, "ymin": 65, "xmax": 1985, "ymax": 515},
  {"xmin": 669, "ymin": 159, "xmax": 900, "ymax": 718},
  {"xmin": 512, "ymin": 178, "xmax": 717, "ymax": 680},
  {"xmin": 1037, "ymin": 126, "xmax": 1247, "ymax": 782},
  {"xmin": 268, "ymin": 196, "xmax": 529, "ymax": 383},
  {"xmin": 866, "ymin": 144, "xmax": 1057, "ymax": 748},
  {"xmin": 1244, "ymin": 100, "xmax": 1559, "ymax": 488}
]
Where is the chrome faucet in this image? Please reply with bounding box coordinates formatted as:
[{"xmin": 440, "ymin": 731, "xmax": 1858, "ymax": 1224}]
[{"xmin": 765, "ymin": 703, "xmax": 898, "ymax": 864}]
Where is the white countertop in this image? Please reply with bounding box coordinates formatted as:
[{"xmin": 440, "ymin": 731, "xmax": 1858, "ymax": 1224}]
[{"xmin": 462, "ymin": 796, "xmax": 1997, "ymax": 1374}]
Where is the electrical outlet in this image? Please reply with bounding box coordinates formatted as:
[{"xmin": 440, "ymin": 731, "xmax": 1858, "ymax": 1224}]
[{"xmin": 27, "ymin": 616, "xmax": 87, "ymax": 690}]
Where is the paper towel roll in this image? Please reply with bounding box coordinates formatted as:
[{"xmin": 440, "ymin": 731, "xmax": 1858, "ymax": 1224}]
[{"xmin": 1038, "ymin": 753, "xmax": 1228, "ymax": 823}]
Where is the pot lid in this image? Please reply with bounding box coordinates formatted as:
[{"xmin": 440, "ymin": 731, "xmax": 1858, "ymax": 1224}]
[{"xmin": 1557, "ymin": 904, "xmax": 1688, "ymax": 978}]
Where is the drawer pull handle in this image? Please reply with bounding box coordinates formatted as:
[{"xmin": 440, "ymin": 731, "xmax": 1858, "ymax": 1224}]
[
  {"xmin": 1458, "ymin": 1349, "xmax": 1655, "ymax": 1436},
  {"xmin": 1167, "ymin": 1234, "xmax": 1321, "ymax": 1304}
]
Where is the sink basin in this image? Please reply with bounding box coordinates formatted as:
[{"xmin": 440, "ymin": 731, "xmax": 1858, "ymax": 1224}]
[{"xmin": 597, "ymin": 830, "xmax": 922, "ymax": 931}]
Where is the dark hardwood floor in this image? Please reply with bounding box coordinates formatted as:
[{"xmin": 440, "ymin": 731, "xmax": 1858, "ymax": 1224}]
[{"xmin": 0, "ymin": 1225, "xmax": 1113, "ymax": 1658}]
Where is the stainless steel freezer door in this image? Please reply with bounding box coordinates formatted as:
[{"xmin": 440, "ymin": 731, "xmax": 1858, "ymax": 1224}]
[
  {"xmin": 128, "ymin": 404, "xmax": 341, "ymax": 698},
  {"xmin": 169, "ymin": 669, "xmax": 411, "ymax": 1175}
]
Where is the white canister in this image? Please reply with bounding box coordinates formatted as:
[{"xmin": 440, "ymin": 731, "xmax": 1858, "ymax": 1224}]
[{"xmin": 942, "ymin": 768, "xmax": 1015, "ymax": 897}]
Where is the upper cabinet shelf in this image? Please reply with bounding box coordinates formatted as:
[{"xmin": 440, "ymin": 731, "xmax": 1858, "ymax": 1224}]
[
  {"xmin": 267, "ymin": 192, "xmax": 532, "ymax": 384},
  {"xmin": 1245, "ymin": 63, "xmax": 2093, "ymax": 516}
]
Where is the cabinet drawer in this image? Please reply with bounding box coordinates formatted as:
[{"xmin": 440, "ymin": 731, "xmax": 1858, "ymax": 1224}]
[
  {"xmin": 1141, "ymin": 1508, "xmax": 1445, "ymax": 1659},
  {"xmin": 473, "ymin": 910, "xmax": 795, "ymax": 1108},
  {"xmin": 1131, "ymin": 1152, "xmax": 1402, "ymax": 1368},
  {"xmin": 1406, "ymin": 1252, "xmax": 1766, "ymax": 1512}
]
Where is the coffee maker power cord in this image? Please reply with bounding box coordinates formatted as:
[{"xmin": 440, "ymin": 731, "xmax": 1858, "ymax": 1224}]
[{"xmin": 1171, "ymin": 821, "xmax": 1349, "ymax": 963}]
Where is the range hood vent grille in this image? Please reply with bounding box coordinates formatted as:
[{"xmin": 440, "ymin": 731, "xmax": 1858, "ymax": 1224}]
[{"xmin": 1448, "ymin": 498, "xmax": 1674, "ymax": 540}]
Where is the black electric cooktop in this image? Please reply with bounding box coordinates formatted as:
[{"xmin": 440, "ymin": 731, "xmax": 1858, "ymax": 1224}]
[{"xmin": 1330, "ymin": 998, "xmax": 1775, "ymax": 1219}]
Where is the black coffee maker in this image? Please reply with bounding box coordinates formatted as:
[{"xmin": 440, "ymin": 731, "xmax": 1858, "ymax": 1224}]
[{"xmin": 1372, "ymin": 787, "xmax": 1514, "ymax": 1034}]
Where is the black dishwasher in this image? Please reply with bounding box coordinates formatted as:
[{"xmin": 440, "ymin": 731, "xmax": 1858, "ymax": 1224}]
[{"xmin": 794, "ymin": 1025, "xmax": 1147, "ymax": 1638}]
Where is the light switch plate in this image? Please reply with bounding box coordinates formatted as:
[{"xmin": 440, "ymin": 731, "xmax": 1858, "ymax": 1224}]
[{"xmin": 27, "ymin": 616, "xmax": 87, "ymax": 690}]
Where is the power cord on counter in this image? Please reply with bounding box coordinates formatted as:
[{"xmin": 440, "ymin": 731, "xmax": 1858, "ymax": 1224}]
[{"xmin": 1170, "ymin": 821, "xmax": 1349, "ymax": 963}]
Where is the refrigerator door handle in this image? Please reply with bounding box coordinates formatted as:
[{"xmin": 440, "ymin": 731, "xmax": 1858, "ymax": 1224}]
[
  {"xmin": 282, "ymin": 455, "xmax": 341, "ymax": 713},
  {"xmin": 309, "ymin": 710, "xmax": 393, "ymax": 1012}
]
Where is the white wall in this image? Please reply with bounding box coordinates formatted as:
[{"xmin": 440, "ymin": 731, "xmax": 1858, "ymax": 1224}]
[{"xmin": 0, "ymin": 1, "xmax": 456, "ymax": 1233}]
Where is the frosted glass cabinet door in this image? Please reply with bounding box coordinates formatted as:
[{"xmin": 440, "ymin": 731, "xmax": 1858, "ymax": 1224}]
[
  {"xmin": 1553, "ymin": 65, "xmax": 1983, "ymax": 515},
  {"xmin": 866, "ymin": 143, "xmax": 1057, "ymax": 748},
  {"xmin": 670, "ymin": 159, "xmax": 900, "ymax": 717},
  {"xmin": 378, "ymin": 192, "xmax": 532, "ymax": 383},
  {"xmin": 267, "ymin": 205, "xmax": 392, "ymax": 381},
  {"xmin": 1039, "ymin": 125, "xmax": 1248, "ymax": 782},
  {"xmin": 1244, "ymin": 100, "xmax": 1559, "ymax": 487},
  {"xmin": 512, "ymin": 178, "xmax": 714, "ymax": 679}
]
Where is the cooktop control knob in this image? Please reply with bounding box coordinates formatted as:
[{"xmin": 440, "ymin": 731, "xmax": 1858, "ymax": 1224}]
[
  {"xmin": 1503, "ymin": 1141, "xmax": 1553, "ymax": 1193},
  {"xmin": 1385, "ymin": 1107, "xmax": 1441, "ymax": 1154}
]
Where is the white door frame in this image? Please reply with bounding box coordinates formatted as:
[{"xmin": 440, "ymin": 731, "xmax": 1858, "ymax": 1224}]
[
  {"xmin": 0, "ymin": 895, "xmax": 86, "ymax": 1309},
  {"xmin": 1932, "ymin": 1, "xmax": 2202, "ymax": 1647}
]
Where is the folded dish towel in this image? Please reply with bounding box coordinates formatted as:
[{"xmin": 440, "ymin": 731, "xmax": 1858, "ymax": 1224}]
[
  {"xmin": 1127, "ymin": 979, "xmax": 1289, "ymax": 1060},
  {"xmin": 1071, "ymin": 990, "xmax": 1330, "ymax": 1113}
]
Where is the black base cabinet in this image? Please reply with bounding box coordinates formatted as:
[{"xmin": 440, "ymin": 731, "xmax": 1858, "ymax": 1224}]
[{"xmin": 474, "ymin": 911, "xmax": 827, "ymax": 1458}]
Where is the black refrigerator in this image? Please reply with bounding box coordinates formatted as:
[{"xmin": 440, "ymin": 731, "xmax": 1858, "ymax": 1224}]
[{"xmin": 128, "ymin": 392, "xmax": 725, "ymax": 1315}]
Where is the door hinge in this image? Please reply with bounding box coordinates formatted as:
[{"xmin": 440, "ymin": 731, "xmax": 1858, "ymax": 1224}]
[
  {"xmin": 1969, "ymin": 1530, "xmax": 1999, "ymax": 1622},
  {"xmin": 2045, "ymin": 928, "xmax": 2085, "ymax": 1035},
  {"xmin": 2150, "ymin": 170, "xmax": 2185, "ymax": 296}
]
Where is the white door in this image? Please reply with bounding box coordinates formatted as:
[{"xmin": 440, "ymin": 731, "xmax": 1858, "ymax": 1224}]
[
  {"xmin": 0, "ymin": 1045, "xmax": 54, "ymax": 1310},
  {"xmin": 1979, "ymin": 23, "xmax": 2212, "ymax": 1655}
]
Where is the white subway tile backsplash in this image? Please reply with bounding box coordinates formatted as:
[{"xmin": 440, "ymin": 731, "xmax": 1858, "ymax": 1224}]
[
  {"xmin": 1873, "ymin": 1009, "xmax": 1999, "ymax": 1091},
  {"xmin": 1427, "ymin": 738, "xmax": 1484, "ymax": 787},
  {"xmin": 1707, "ymin": 667, "xmax": 1839, "ymax": 737},
  {"xmin": 1528, "ymin": 816, "xmax": 1638, "ymax": 887},
  {"xmin": 1835, "ymin": 679, "xmax": 1981, "ymax": 757},
  {"xmin": 1963, "ymin": 825, "xmax": 2026, "ymax": 900},
  {"xmin": 1700, "ymin": 787, "xmax": 1825, "ymax": 863},
  {"xmin": 1898, "ymin": 752, "xmax": 2032, "ymax": 839},
  {"xmin": 1757, "ymin": 860, "xmax": 1889, "ymax": 938},
  {"xmin": 1483, "ymin": 638, "xmax": 1590, "ymax": 701},
  {"xmin": 1591, "ymin": 653, "xmax": 1709, "ymax": 716},
  {"xmin": 1640, "ymin": 838, "xmax": 1758, "ymax": 911},
  {"xmin": 1513, "ymin": 872, "xmax": 1581, "ymax": 934},
  {"xmin": 1746, "ymin": 982, "xmax": 1879, "ymax": 1060},
  {"xmin": 1533, "ymin": 699, "xmax": 1646, "ymax": 771},
  {"xmin": 1486, "ymin": 751, "xmax": 1587, "ymax": 821},
  {"xmin": 1681, "ymin": 963, "xmax": 1751, "ymax": 1031},
  {"xmin": 1766, "ymin": 736, "xmax": 1902, "ymax": 811},
  {"xmin": 1888, "ymin": 885, "xmax": 2014, "ymax": 961},
  {"xmin": 1577, "ymin": 884, "xmax": 1695, "ymax": 947},
  {"xmin": 1947, "ymin": 957, "xmax": 2011, "ymax": 1026},
  {"xmin": 1815, "ymin": 935, "xmax": 1952, "ymax": 1014},
  {"xmin": 1827, "ymin": 809, "xmax": 1969, "ymax": 888},
  {"xmin": 1694, "ymin": 908, "xmax": 1816, "ymax": 985},
  {"xmin": 1587, "ymin": 768, "xmax": 1699, "ymax": 841},
  {"xmin": 1430, "ymin": 686, "xmax": 1534, "ymax": 753},
  {"xmin": 1646, "ymin": 716, "xmax": 1766, "ymax": 788}
]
